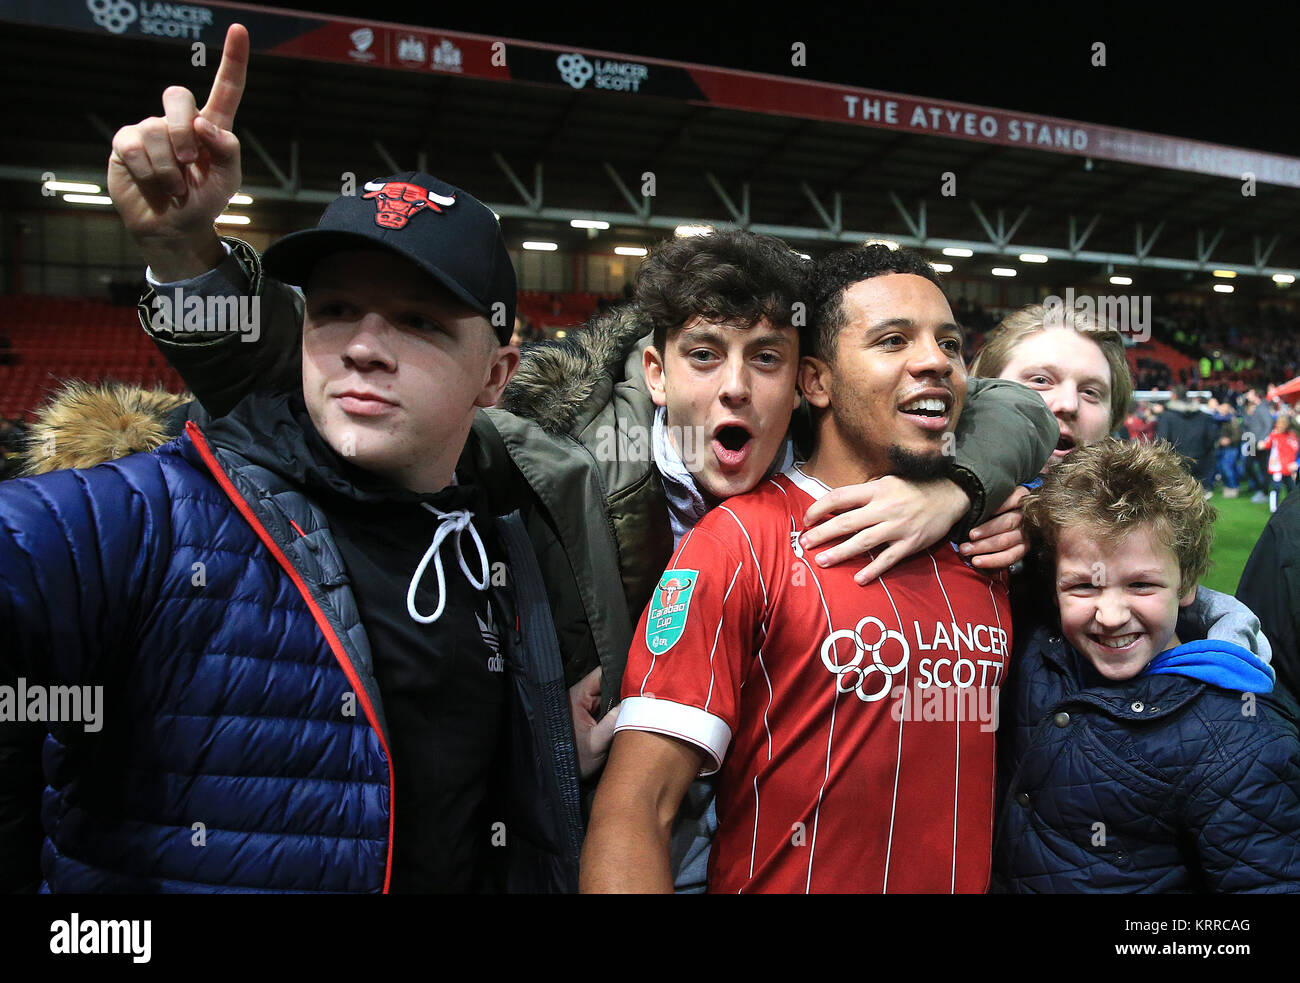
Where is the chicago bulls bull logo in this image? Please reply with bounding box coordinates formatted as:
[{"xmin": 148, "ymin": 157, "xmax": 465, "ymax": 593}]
[
  {"xmin": 362, "ymin": 180, "xmax": 457, "ymax": 229},
  {"xmin": 646, "ymin": 569, "xmax": 699, "ymax": 655}
]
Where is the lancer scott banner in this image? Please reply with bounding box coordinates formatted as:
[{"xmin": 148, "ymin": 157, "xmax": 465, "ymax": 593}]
[{"xmin": 7, "ymin": 0, "xmax": 1300, "ymax": 187}]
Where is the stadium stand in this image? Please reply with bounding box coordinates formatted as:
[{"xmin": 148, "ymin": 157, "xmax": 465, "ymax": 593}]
[
  {"xmin": 0, "ymin": 297, "xmax": 183, "ymax": 420},
  {"xmin": 517, "ymin": 291, "xmax": 625, "ymax": 331}
]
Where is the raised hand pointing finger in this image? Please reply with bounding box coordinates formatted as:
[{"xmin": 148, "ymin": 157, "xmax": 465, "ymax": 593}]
[
  {"xmin": 199, "ymin": 22, "xmax": 249, "ymax": 132},
  {"xmin": 108, "ymin": 21, "xmax": 249, "ymax": 281}
]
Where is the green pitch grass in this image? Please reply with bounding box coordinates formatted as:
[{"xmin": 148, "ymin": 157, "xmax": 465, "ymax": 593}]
[{"xmin": 1203, "ymin": 490, "xmax": 1275, "ymax": 594}]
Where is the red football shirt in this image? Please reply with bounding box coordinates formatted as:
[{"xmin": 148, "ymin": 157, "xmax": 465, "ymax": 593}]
[{"xmin": 617, "ymin": 466, "xmax": 1012, "ymax": 893}]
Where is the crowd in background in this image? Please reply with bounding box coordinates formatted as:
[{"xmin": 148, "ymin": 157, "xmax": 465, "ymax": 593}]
[
  {"xmin": 1121, "ymin": 386, "xmax": 1298, "ymax": 511},
  {"xmin": 1132, "ymin": 354, "xmax": 1176, "ymax": 391},
  {"xmin": 1161, "ymin": 299, "xmax": 1300, "ymax": 394}
]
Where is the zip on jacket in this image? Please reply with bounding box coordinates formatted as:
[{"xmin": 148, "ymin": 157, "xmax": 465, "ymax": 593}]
[{"xmin": 189, "ymin": 422, "xmax": 398, "ymax": 892}]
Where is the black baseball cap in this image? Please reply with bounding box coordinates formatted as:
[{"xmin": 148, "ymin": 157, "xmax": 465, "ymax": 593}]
[{"xmin": 262, "ymin": 172, "xmax": 517, "ymax": 343}]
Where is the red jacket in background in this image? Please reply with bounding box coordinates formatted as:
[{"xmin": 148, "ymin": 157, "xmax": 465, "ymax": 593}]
[
  {"xmin": 1261, "ymin": 430, "xmax": 1300, "ymax": 477},
  {"xmin": 1124, "ymin": 415, "xmax": 1157, "ymax": 442}
]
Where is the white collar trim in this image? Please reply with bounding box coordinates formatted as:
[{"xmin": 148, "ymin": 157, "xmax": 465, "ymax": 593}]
[{"xmin": 784, "ymin": 463, "xmax": 831, "ymax": 502}]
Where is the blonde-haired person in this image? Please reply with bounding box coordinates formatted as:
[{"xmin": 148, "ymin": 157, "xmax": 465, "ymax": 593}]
[
  {"xmin": 992, "ymin": 438, "xmax": 1299, "ymax": 893},
  {"xmin": 954, "ymin": 301, "xmax": 1134, "ymax": 573},
  {"xmin": 970, "ymin": 302, "xmax": 1133, "ymax": 479}
]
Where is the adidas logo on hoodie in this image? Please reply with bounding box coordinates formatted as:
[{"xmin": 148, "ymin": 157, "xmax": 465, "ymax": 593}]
[{"xmin": 477, "ymin": 608, "xmax": 504, "ymax": 673}]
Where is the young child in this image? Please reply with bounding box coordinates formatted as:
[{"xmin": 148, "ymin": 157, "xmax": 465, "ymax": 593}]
[
  {"xmin": 1260, "ymin": 414, "xmax": 1299, "ymax": 513},
  {"xmin": 994, "ymin": 438, "xmax": 1300, "ymax": 893}
]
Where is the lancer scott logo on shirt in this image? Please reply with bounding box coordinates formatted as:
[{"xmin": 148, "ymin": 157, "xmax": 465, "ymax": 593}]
[
  {"xmin": 820, "ymin": 618, "xmax": 1008, "ymax": 703},
  {"xmin": 646, "ymin": 570, "xmax": 698, "ymax": 654},
  {"xmin": 911, "ymin": 619, "xmax": 1008, "ymax": 688}
]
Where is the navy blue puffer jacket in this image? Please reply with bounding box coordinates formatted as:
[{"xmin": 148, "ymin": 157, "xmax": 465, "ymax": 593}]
[
  {"xmin": 993, "ymin": 622, "xmax": 1300, "ymax": 893},
  {"xmin": 0, "ymin": 404, "xmax": 581, "ymax": 892}
]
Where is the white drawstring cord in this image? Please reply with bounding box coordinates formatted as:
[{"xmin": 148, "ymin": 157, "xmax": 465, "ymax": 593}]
[{"xmin": 406, "ymin": 503, "xmax": 490, "ymax": 624}]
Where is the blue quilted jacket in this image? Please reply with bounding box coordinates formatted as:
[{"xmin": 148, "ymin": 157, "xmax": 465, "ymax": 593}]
[
  {"xmin": 993, "ymin": 621, "xmax": 1300, "ymax": 893},
  {"xmin": 0, "ymin": 407, "xmax": 582, "ymax": 893}
]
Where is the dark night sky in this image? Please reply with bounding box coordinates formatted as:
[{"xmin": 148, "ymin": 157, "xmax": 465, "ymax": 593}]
[{"xmin": 254, "ymin": 0, "xmax": 1298, "ymax": 156}]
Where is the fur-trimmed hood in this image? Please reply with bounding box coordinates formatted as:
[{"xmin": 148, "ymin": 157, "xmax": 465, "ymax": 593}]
[
  {"xmin": 21, "ymin": 380, "xmax": 190, "ymax": 475},
  {"xmin": 501, "ymin": 303, "xmax": 651, "ymax": 435}
]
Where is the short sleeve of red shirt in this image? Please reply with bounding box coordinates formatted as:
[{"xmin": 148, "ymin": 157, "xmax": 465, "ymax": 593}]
[{"xmin": 617, "ymin": 521, "xmax": 764, "ymax": 775}]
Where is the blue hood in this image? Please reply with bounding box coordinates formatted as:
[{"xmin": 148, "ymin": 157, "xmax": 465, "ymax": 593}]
[{"xmin": 1143, "ymin": 638, "xmax": 1275, "ymax": 693}]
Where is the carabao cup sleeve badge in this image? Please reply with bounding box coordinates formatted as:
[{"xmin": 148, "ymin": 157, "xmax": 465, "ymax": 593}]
[{"xmin": 646, "ymin": 569, "xmax": 700, "ymax": 654}]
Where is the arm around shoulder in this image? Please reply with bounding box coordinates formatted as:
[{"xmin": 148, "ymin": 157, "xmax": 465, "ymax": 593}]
[{"xmin": 951, "ymin": 377, "xmax": 1057, "ymax": 527}]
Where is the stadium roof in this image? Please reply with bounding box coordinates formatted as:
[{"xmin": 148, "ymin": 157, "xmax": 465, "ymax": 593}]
[{"xmin": 3, "ymin": 0, "xmax": 1299, "ymax": 297}]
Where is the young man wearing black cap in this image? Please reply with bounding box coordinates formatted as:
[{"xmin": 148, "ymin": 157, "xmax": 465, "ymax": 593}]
[{"xmin": 0, "ymin": 165, "xmax": 584, "ymax": 892}]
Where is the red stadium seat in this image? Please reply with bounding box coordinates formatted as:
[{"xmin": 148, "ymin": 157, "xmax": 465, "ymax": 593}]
[{"xmin": 0, "ymin": 296, "xmax": 188, "ymax": 421}]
